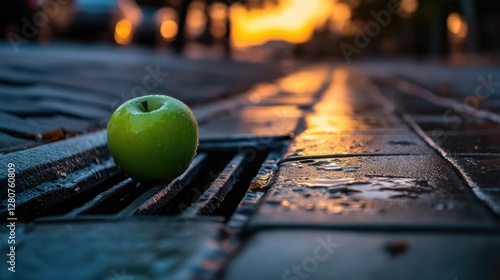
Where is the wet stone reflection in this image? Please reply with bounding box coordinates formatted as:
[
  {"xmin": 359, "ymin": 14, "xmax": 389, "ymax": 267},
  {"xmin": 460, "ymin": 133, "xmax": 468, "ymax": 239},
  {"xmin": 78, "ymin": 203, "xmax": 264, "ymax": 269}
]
[{"xmin": 268, "ymin": 159, "xmax": 438, "ymax": 215}]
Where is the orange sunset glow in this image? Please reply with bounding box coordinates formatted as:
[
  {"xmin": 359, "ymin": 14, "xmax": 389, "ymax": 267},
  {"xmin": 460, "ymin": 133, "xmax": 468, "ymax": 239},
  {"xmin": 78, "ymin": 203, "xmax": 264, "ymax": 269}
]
[{"xmin": 230, "ymin": 0, "xmax": 352, "ymax": 48}]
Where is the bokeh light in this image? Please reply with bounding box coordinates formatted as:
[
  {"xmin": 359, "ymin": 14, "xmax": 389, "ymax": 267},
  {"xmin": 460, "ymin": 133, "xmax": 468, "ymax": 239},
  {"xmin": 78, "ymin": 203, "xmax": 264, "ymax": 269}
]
[
  {"xmin": 447, "ymin": 12, "xmax": 468, "ymax": 39},
  {"xmin": 161, "ymin": 20, "xmax": 178, "ymax": 41},
  {"xmin": 156, "ymin": 7, "xmax": 178, "ymax": 41},
  {"xmin": 209, "ymin": 2, "xmax": 228, "ymax": 39},
  {"xmin": 400, "ymin": 0, "xmax": 418, "ymax": 17},
  {"xmin": 186, "ymin": 0, "xmax": 207, "ymax": 38},
  {"xmin": 114, "ymin": 19, "xmax": 133, "ymax": 45}
]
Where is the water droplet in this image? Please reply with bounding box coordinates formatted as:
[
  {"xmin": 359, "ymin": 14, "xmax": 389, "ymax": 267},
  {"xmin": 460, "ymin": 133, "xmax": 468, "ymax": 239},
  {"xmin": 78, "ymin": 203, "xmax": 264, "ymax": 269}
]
[
  {"xmin": 433, "ymin": 202, "xmax": 453, "ymax": 210},
  {"xmin": 296, "ymin": 178, "xmax": 353, "ymax": 188},
  {"xmin": 435, "ymin": 203, "xmax": 446, "ymax": 210},
  {"xmin": 346, "ymin": 177, "xmax": 435, "ymax": 199},
  {"xmin": 317, "ymin": 162, "xmax": 343, "ymax": 171}
]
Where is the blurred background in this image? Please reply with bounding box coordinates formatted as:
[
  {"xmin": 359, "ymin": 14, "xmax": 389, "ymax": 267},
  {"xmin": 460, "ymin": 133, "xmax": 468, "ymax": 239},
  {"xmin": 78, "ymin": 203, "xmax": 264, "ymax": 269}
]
[{"xmin": 1, "ymin": 0, "xmax": 499, "ymax": 61}]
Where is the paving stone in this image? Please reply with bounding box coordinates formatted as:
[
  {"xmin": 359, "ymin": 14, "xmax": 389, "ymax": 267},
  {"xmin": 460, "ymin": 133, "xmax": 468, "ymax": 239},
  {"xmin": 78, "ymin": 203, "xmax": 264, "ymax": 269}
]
[
  {"xmin": 430, "ymin": 133, "xmax": 500, "ymax": 154},
  {"xmin": 448, "ymin": 155, "xmax": 500, "ymax": 215},
  {"xmin": 199, "ymin": 106, "xmax": 303, "ymax": 140},
  {"xmin": 276, "ymin": 64, "xmax": 332, "ymax": 96},
  {"xmin": 250, "ymin": 156, "xmax": 496, "ymax": 229},
  {"xmin": 309, "ymin": 68, "xmax": 388, "ymax": 114},
  {"xmin": 403, "ymin": 107, "xmax": 453, "ymax": 115},
  {"xmin": 236, "ymin": 105, "xmax": 304, "ymax": 119},
  {"xmin": 0, "ymin": 112, "xmax": 41, "ymax": 133},
  {"xmin": 391, "ymin": 97, "xmax": 440, "ymax": 111},
  {"xmin": 0, "ymin": 84, "xmax": 116, "ymax": 108},
  {"xmin": 315, "ymin": 103, "xmax": 390, "ymax": 114},
  {"xmin": 25, "ymin": 115, "xmax": 100, "ymax": 132},
  {"xmin": 39, "ymin": 75, "xmax": 140, "ymax": 99},
  {"xmin": 0, "ymin": 44, "xmax": 290, "ymax": 153},
  {"xmin": 285, "ymin": 132, "xmax": 433, "ymax": 158},
  {"xmin": 36, "ymin": 99, "xmax": 111, "ymax": 120},
  {"xmin": 300, "ymin": 114, "xmax": 410, "ymax": 135},
  {"xmin": 0, "ymin": 219, "xmax": 219, "ymax": 280},
  {"xmin": 0, "ymin": 113, "xmax": 97, "ymax": 154},
  {"xmin": 0, "ymin": 133, "xmax": 35, "ymax": 155},
  {"xmin": 223, "ymin": 230, "xmax": 500, "ymax": 280},
  {"xmin": 359, "ymin": 60, "xmax": 500, "ymax": 106},
  {"xmin": 450, "ymin": 156, "xmax": 500, "ymax": 189},
  {"xmin": 410, "ymin": 114, "xmax": 500, "ymax": 133},
  {"xmin": 475, "ymin": 189, "xmax": 500, "ymax": 215},
  {"xmin": 311, "ymin": 93, "xmax": 385, "ymax": 116},
  {"xmin": 258, "ymin": 95, "xmax": 316, "ymax": 107},
  {"xmin": 0, "ymin": 68, "xmax": 37, "ymax": 85},
  {"xmin": 0, "ymin": 96, "xmax": 58, "ymax": 117}
]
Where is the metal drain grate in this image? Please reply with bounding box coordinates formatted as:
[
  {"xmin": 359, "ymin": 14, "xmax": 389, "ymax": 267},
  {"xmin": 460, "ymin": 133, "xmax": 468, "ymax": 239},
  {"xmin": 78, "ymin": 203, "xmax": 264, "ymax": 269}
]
[{"xmin": 0, "ymin": 133, "xmax": 283, "ymax": 223}]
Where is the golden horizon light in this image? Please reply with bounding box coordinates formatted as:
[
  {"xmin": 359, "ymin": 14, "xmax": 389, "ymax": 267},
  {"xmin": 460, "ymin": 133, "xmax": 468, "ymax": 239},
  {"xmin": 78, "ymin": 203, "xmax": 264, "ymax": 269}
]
[{"xmin": 230, "ymin": 0, "xmax": 348, "ymax": 48}]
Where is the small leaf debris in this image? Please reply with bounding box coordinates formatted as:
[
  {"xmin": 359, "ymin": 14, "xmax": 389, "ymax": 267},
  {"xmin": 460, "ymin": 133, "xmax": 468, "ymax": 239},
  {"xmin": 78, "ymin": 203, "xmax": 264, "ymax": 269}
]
[
  {"xmin": 23, "ymin": 129, "xmax": 77, "ymax": 143},
  {"xmin": 385, "ymin": 239, "xmax": 409, "ymax": 256}
]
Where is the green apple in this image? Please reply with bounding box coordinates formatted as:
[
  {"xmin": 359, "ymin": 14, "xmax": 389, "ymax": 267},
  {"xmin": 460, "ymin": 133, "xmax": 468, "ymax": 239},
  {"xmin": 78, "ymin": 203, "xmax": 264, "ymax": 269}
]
[{"xmin": 107, "ymin": 95, "xmax": 199, "ymax": 182}]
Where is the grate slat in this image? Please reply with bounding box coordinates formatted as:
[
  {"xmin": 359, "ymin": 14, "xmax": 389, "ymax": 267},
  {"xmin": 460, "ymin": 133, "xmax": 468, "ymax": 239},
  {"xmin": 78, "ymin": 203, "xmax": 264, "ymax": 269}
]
[
  {"xmin": 183, "ymin": 153, "xmax": 248, "ymax": 217},
  {"xmin": 2, "ymin": 158, "xmax": 121, "ymax": 221},
  {"xmin": 7, "ymin": 144, "xmax": 286, "ymax": 224},
  {"xmin": 130, "ymin": 154, "xmax": 209, "ymax": 215},
  {"xmin": 227, "ymin": 148, "xmax": 284, "ymax": 229},
  {"xmin": 64, "ymin": 178, "xmax": 136, "ymax": 217}
]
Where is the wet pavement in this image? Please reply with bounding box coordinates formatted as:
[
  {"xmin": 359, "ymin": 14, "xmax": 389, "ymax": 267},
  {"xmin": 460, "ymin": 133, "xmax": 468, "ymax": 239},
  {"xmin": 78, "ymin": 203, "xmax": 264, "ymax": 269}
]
[
  {"xmin": 252, "ymin": 155, "xmax": 494, "ymax": 229},
  {"xmin": 222, "ymin": 63, "xmax": 500, "ymax": 279},
  {"xmin": 1, "ymin": 45, "xmax": 500, "ymax": 279},
  {"xmin": 224, "ymin": 230, "xmax": 500, "ymax": 280},
  {"xmin": 0, "ymin": 43, "xmax": 287, "ymax": 153},
  {"xmin": 12, "ymin": 219, "xmax": 221, "ymax": 280}
]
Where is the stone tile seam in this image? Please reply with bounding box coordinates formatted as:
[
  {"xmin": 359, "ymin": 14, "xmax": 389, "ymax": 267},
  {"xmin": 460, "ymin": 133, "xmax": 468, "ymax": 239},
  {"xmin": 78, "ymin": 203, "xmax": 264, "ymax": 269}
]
[
  {"xmin": 244, "ymin": 223, "xmax": 500, "ymax": 235},
  {"xmin": 279, "ymin": 153, "xmax": 431, "ymax": 164},
  {"xmin": 390, "ymin": 75, "xmax": 500, "ymax": 124},
  {"xmin": 403, "ymin": 113, "xmax": 500, "ymax": 222}
]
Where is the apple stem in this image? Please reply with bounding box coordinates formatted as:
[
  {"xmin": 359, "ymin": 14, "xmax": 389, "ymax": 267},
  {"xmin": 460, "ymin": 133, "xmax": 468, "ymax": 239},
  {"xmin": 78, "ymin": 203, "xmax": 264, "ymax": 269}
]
[{"xmin": 141, "ymin": 100, "xmax": 149, "ymax": 112}]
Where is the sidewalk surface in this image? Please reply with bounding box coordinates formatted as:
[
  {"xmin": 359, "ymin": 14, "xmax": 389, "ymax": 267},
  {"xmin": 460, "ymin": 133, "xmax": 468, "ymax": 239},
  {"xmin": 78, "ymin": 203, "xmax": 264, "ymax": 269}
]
[
  {"xmin": 225, "ymin": 64, "xmax": 500, "ymax": 280},
  {"xmin": 0, "ymin": 43, "xmax": 286, "ymax": 153},
  {"xmin": 0, "ymin": 44, "xmax": 499, "ymax": 279}
]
